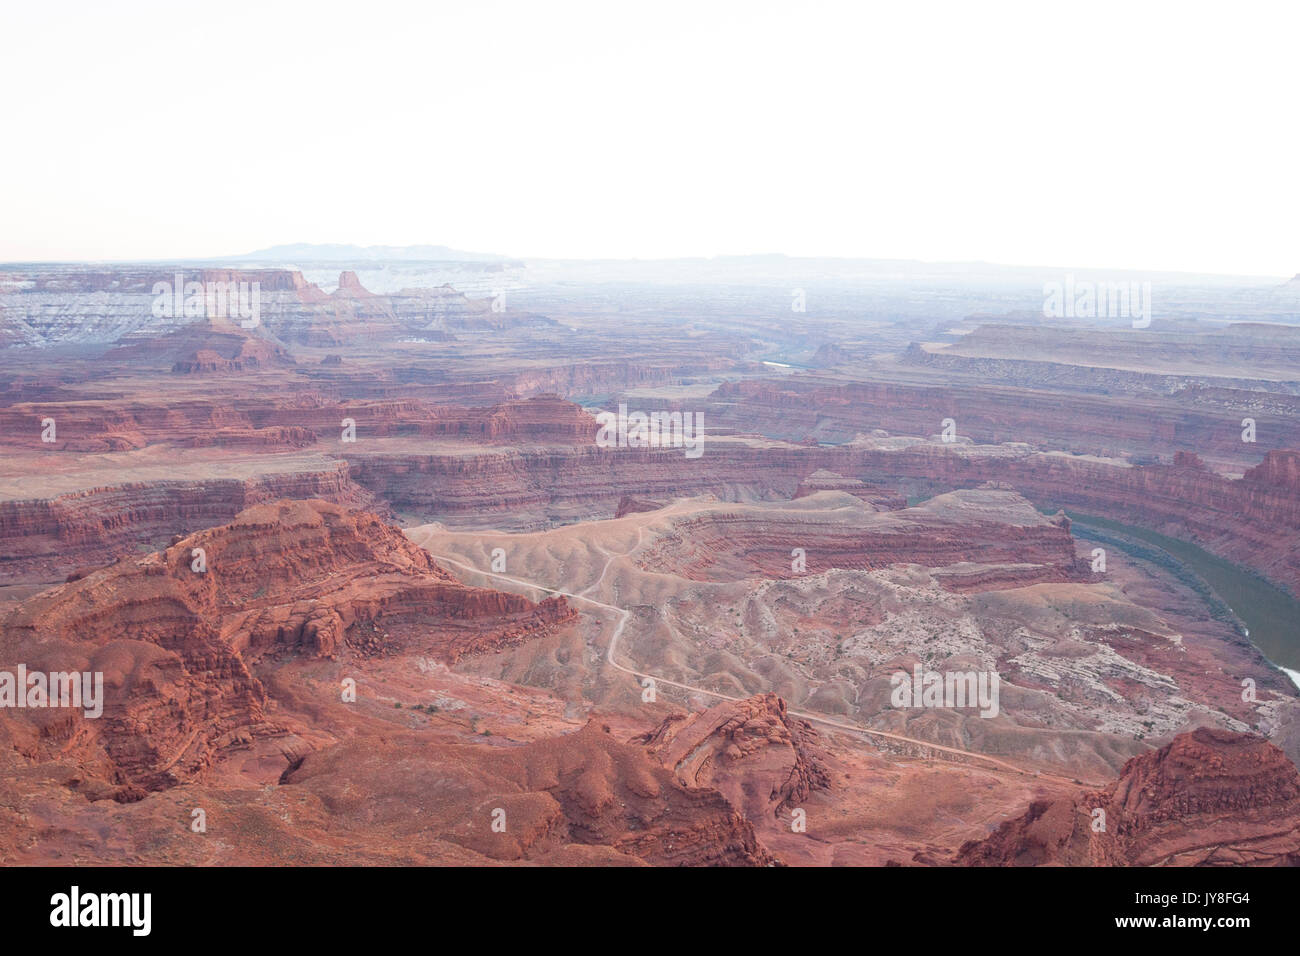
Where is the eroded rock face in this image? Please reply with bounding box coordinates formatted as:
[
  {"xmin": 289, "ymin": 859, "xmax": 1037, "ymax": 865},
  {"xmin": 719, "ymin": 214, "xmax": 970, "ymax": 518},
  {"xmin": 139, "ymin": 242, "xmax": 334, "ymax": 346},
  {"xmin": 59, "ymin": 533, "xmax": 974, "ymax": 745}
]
[
  {"xmin": 957, "ymin": 728, "xmax": 1300, "ymax": 866},
  {"xmin": 634, "ymin": 489, "xmax": 1084, "ymax": 587},
  {"xmin": 106, "ymin": 317, "xmax": 294, "ymax": 374},
  {"xmin": 0, "ymin": 499, "xmax": 574, "ymax": 793},
  {"xmin": 614, "ymin": 495, "xmax": 665, "ymax": 518},
  {"xmin": 794, "ymin": 469, "xmax": 906, "ymax": 510},
  {"xmin": 281, "ymin": 719, "xmax": 775, "ymax": 866},
  {"xmin": 0, "ymin": 394, "xmax": 597, "ymax": 452},
  {"xmin": 0, "ymin": 396, "xmax": 603, "ymax": 583},
  {"xmin": 707, "ymin": 374, "xmax": 1300, "ymax": 464},
  {"xmin": 347, "ymin": 439, "xmax": 1300, "ymax": 596},
  {"xmin": 637, "ymin": 693, "xmax": 831, "ymax": 823},
  {"xmin": 0, "ymin": 268, "xmax": 452, "ymax": 347},
  {"xmin": 923, "ymin": 322, "xmax": 1300, "ymax": 384},
  {"xmin": 0, "ymin": 463, "xmax": 380, "ymax": 583}
]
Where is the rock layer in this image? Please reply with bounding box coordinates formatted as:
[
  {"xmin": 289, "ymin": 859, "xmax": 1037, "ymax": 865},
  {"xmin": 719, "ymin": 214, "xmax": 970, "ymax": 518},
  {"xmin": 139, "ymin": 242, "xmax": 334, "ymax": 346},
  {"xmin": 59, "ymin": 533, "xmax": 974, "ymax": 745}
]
[
  {"xmin": 281, "ymin": 719, "xmax": 775, "ymax": 866},
  {"xmin": 0, "ymin": 499, "xmax": 574, "ymax": 791},
  {"xmin": 637, "ymin": 693, "xmax": 831, "ymax": 822},
  {"xmin": 957, "ymin": 728, "xmax": 1300, "ymax": 865}
]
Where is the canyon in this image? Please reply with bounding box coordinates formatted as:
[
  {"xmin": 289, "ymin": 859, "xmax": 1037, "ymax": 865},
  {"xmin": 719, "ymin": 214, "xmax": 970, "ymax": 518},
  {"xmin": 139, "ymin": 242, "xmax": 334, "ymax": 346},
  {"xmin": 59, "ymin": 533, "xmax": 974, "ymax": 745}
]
[{"xmin": 1, "ymin": 258, "xmax": 1298, "ymax": 867}]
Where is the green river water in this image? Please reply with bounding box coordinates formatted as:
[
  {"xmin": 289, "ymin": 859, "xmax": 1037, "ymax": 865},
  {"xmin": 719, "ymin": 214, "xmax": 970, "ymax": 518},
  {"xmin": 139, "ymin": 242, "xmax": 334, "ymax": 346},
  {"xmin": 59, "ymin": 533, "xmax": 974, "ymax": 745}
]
[{"xmin": 1063, "ymin": 512, "xmax": 1300, "ymax": 680}]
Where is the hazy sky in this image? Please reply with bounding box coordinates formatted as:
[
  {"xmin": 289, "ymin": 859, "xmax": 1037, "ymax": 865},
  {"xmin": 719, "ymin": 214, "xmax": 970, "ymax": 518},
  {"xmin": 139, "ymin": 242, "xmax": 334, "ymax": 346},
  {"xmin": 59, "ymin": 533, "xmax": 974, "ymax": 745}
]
[{"xmin": 2, "ymin": 0, "xmax": 1296, "ymax": 276}]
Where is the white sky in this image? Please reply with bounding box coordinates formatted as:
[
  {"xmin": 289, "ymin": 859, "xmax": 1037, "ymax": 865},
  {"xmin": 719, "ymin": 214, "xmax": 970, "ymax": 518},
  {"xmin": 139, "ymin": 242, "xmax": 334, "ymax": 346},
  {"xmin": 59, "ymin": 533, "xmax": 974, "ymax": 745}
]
[{"xmin": 1, "ymin": 0, "xmax": 1296, "ymax": 276}]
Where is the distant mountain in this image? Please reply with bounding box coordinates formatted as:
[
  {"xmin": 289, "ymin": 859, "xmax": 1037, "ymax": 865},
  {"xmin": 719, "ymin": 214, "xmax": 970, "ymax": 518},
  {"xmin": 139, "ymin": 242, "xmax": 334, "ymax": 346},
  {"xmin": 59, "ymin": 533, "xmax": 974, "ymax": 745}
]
[{"xmin": 229, "ymin": 243, "xmax": 509, "ymax": 263}]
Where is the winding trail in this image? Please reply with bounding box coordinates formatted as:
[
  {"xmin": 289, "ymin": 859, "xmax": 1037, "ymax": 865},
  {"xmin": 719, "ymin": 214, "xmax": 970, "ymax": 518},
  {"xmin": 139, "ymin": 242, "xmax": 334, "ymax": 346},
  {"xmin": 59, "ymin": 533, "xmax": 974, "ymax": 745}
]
[{"xmin": 412, "ymin": 527, "xmax": 1092, "ymax": 784}]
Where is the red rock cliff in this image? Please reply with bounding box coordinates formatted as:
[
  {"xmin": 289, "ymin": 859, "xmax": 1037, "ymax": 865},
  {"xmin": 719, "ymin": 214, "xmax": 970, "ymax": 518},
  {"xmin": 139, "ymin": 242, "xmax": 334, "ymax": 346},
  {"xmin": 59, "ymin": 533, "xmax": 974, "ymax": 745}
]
[{"xmin": 957, "ymin": 728, "xmax": 1300, "ymax": 866}]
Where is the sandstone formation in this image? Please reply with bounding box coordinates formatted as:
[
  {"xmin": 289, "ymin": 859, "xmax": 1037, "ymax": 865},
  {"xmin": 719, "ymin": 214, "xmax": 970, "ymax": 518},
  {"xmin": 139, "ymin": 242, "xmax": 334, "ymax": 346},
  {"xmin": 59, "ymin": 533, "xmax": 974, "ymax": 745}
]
[
  {"xmin": 613, "ymin": 495, "xmax": 666, "ymax": 518},
  {"xmin": 0, "ymin": 462, "xmax": 379, "ymax": 583},
  {"xmin": 346, "ymin": 438, "xmax": 1300, "ymax": 596},
  {"xmin": 632, "ymin": 489, "xmax": 1084, "ymax": 585},
  {"xmin": 107, "ymin": 317, "xmax": 294, "ymax": 374},
  {"xmin": 3, "ymin": 256, "xmax": 1299, "ymax": 869},
  {"xmin": 0, "ymin": 394, "xmax": 597, "ymax": 452},
  {"xmin": 0, "ymin": 268, "xmax": 485, "ymax": 348},
  {"xmin": 794, "ymin": 469, "xmax": 907, "ymax": 510},
  {"xmin": 11, "ymin": 421, "xmax": 1289, "ymax": 598},
  {"xmin": 637, "ymin": 693, "xmax": 831, "ymax": 822},
  {"xmin": 0, "ymin": 500, "xmax": 574, "ymax": 792},
  {"xmin": 280, "ymin": 719, "xmax": 774, "ymax": 866},
  {"xmin": 926, "ymin": 322, "xmax": 1300, "ymax": 383},
  {"xmin": 707, "ymin": 376, "xmax": 1300, "ymax": 464},
  {"xmin": 957, "ymin": 728, "xmax": 1300, "ymax": 866}
]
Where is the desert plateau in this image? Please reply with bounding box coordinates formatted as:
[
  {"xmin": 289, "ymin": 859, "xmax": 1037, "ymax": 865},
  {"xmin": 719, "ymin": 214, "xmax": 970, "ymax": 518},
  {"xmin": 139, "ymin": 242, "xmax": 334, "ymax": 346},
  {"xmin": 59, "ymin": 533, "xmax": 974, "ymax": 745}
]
[
  {"xmin": 1, "ymin": 253, "xmax": 1298, "ymax": 872},
  {"xmin": 5, "ymin": 11, "xmax": 1300, "ymax": 940}
]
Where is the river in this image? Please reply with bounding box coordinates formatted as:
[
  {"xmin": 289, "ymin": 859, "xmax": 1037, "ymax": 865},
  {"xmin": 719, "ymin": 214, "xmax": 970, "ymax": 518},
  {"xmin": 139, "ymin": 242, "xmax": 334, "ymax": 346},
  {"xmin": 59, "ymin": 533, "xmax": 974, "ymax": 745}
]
[{"xmin": 1064, "ymin": 512, "xmax": 1300, "ymax": 687}]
